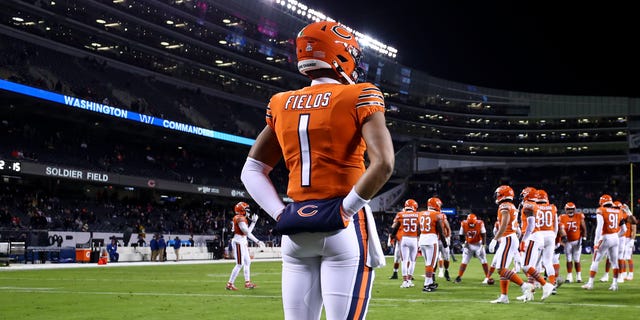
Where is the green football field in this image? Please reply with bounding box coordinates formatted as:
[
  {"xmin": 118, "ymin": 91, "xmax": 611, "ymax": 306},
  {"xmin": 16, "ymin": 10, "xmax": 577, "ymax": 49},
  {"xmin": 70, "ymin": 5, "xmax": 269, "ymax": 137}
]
[{"xmin": 1, "ymin": 254, "xmax": 639, "ymax": 320}]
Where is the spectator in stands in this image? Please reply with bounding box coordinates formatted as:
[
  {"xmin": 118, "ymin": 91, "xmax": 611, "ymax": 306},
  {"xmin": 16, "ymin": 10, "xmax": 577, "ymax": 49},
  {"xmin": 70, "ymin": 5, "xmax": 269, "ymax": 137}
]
[
  {"xmin": 107, "ymin": 236, "xmax": 119, "ymax": 262},
  {"xmin": 172, "ymin": 236, "xmax": 181, "ymax": 262}
]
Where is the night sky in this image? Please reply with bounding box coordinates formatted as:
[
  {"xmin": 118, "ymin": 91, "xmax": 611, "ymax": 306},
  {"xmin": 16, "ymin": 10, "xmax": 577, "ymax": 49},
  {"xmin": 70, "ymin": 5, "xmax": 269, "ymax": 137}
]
[{"xmin": 299, "ymin": 1, "xmax": 638, "ymax": 97}]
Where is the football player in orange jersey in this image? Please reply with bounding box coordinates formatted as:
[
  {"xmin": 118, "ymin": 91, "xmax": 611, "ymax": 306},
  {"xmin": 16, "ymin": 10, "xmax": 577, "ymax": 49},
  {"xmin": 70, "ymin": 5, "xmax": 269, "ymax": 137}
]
[
  {"xmin": 437, "ymin": 209, "xmax": 453, "ymax": 281},
  {"xmin": 388, "ymin": 232, "xmax": 402, "ymax": 279},
  {"xmin": 488, "ymin": 185, "xmax": 534, "ymax": 304},
  {"xmin": 455, "ymin": 213, "xmax": 489, "ymax": 283},
  {"xmin": 390, "ymin": 199, "xmax": 420, "ymax": 288},
  {"xmin": 226, "ymin": 202, "xmax": 265, "ymax": 291},
  {"xmin": 619, "ymin": 202, "xmax": 637, "ymax": 281},
  {"xmin": 559, "ymin": 202, "xmax": 587, "ymax": 283},
  {"xmin": 240, "ymin": 21, "xmax": 394, "ymax": 320},
  {"xmin": 582, "ymin": 195, "xmax": 627, "ymax": 291},
  {"xmin": 418, "ymin": 197, "xmax": 448, "ymax": 292},
  {"xmin": 519, "ymin": 189, "xmax": 557, "ymax": 301}
]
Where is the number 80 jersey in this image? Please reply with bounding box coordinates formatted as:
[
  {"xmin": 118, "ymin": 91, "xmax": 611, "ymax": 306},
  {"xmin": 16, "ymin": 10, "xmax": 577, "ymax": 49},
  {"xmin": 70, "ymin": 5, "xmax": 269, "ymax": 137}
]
[{"xmin": 266, "ymin": 81, "xmax": 385, "ymax": 202}]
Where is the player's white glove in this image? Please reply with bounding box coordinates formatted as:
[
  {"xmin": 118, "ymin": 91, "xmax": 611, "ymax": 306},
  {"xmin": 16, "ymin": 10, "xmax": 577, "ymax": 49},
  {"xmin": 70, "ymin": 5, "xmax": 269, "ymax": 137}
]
[
  {"xmin": 488, "ymin": 239, "xmax": 498, "ymax": 253},
  {"xmin": 257, "ymin": 241, "xmax": 266, "ymax": 248},
  {"xmin": 251, "ymin": 213, "xmax": 259, "ymax": 222}
]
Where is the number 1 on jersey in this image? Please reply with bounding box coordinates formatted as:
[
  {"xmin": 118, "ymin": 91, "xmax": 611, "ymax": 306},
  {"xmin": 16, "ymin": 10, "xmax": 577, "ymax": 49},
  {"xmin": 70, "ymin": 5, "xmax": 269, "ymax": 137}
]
[{"xmin": 298, "ymin": 114, "xmax": 311, "ymax": 187}]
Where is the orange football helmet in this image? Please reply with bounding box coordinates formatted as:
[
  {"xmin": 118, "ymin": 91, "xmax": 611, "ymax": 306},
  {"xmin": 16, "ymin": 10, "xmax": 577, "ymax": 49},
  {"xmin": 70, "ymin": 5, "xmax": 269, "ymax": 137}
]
[
  {"xmin": 564, "ymin": 202, "xmax": 576, "ymax": 215},
  {"xmin": 427, "ymin": 197, "xmax": 442, "ymax": 211},
  {"xmin": 520, "ymin": 187, "xmax": 537, "ymax": 202},
  {"xmin": 613, "ymin": 201, "xmax": 622, "ymax": 208},
  {"xmin": 599, "ymin": 194, "xmax": 613, "ymax": 207},
  {"xmin": 534, "ymin": 189, "xmax": 549, "ymax": 204},
  {"xmin": 296, "ymin": 21, "xmax": 364, "ymax": 84},
  {"xmin": 404, "ymin": 199, "xmax": 418, "ymax": 212},
  {"xmin": 494, "ymin": 185, "xmax": 514, "ymax": 204},
  {"xmin": 234, "ymin": 202, "xmax": 250, "ymax": 216},
  {"xmin": 467, "ymin": 213, "xmax": 477, "ymax": 227}
]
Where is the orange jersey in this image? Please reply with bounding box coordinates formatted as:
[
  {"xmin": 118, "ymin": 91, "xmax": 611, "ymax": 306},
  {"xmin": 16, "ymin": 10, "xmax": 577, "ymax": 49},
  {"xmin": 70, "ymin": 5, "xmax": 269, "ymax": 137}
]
[
  {"xmin": 419, "ymin": 209, "xmax": 441, "ymax": 235},
  {"xmin": 559, "ymin": 212, "xmax": 585, "ymax": 241},
  {"xmin": 535, "ymin": 203, "xmax": 557, "ymax": 232},
  {"xmin": 520, "ymin": 200, "xmax": 538, "ymax": 233},
  {"xmin": 232, "ymin": 214, "xmax": 249, "ymax": 236},
  {"xmin": 392, "ymin": 211, "xmax": 405, "ymax": 240},
  {"xmin": 497, "ymin": 202, "xmax": 518, "ymax": 237},
  {"xmin": 266, "ymin": 82, "xmax": 385, "ymax": 201},
  {"xmin": 439, "ymin": 213, "xmax": 451, "ymax": 237},
  {"xmin": 461, "ymin": 220, "xmax": 485, "ymax": 244},
  {"xmin": 597, "ymin": 206, "xmax": 621, "ymax": 235},
  {"xmin": 620, "ymin": 209, "xmax": 632, "ymax": 238},
  {"xmin": 395, "ymin": 211, "xmax": 420, "ymax": 237}
]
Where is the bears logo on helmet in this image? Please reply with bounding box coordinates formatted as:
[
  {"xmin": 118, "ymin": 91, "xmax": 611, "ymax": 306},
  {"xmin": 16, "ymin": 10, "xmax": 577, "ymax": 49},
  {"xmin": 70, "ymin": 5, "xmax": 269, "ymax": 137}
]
[
  {"xmin": 427, "ymin": 197, "xmax": 442, "ymax": 211},
  {"xmin": 234, "ymin": 202, "xmax": 250, "ymax": 216},
  {"xmin": 599, "ymin": 194, "xmax": 613, "ymax": 207},
  {"xmin": 404, "ymin": 199, "xmax": 418, "ymax": 212},
  {"xmin": 296, "ymin": 21, "xmax": 364, "ymax": 84},
  {"xmin": 494, "ymin": 185, "xmax": 514, "ymax": 204}
]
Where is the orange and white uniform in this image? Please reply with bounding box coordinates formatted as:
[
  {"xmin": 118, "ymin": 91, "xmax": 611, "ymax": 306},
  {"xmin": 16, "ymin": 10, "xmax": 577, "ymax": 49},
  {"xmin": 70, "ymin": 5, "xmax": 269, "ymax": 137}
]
[
  {"xmin": 418, "ymin": 209, "xmax": 443, "ymax": 287},
  {"xmin": 559, "ymin": 211, "xmax": 586, "ymax": 263},
  {"xmin": 587, "ymin": 204, "xmax": 624, "ymax": 281},
  {"xmin": 438, "ymin": 212, "xmax": 452, "ymax": 261},
  {"xmin": 494, "ymin": 201, "xmax": 521, "ymax": 271},
  {"xmin": 395, "ymin": 210, "xmax": 420, "ymax": 282},
  {"xmin": 266, "ymin": 78, "xmax": 386, "ymax": 319},
  {"xmin": 459, "ymin": 219, "xmax": 488, "ymax": 264},
  {"xmin": 523, "ymin": 202, "xmax": 558, "ymax": 281},
  {"xmin": 391, "ymin": 211, "xmax": 406, "ymax": 267}
]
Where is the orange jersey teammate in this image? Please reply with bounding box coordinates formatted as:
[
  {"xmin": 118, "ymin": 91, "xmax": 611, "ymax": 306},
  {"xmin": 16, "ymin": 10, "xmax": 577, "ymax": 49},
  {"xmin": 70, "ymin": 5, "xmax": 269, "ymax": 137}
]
[
  {"xmin": 558, "ymin": 202, "xmax": 587, "ymax": 283},
  {"xmin": 390, "ymin": 199, "xmax": 420, "ymax": 288},
  {"xmin": 437, "ymin": 210, "xmax": 453, "ymax": 281},
  {"xmin": 619, "ymin": 202, "xmax": 638, "ymax": 281},
  {"xmin": 418, "ymin": 197, "xmax": 447, "ymax": 292},
  {"xmin": 455, "ymin": 213, "xmax": 489, "ymax": 283},
  {"xmin": 582, "ymin": 194, "xmax": 626, "ymax": 291},
  {"xmin": 388, "ymin": 205, "xmax": 408, "ymax": 280},
  {"xmin": 240, "ymin": 21, "xmax": 394, "ymax": 320},
  {"xmin": 226, "ymin": 202, "xmax": 265, "ymax": 291},
  {"xmin": 488, "ymin": 185, "xmax": 534, "ymax": 304}
]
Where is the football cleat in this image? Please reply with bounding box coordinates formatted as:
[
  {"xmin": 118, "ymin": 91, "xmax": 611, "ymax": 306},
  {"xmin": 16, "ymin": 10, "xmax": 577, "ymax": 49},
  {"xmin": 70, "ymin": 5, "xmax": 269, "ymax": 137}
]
[
  {"xmin": 617, "ymin": 275, "xmax": 625, "ymax": 283},
  {"xmin": 422, "ymin": 285, "xmax": 435, "ymax": 292},
  {"xmin": 400, "ymin": 280, "xmax": 411, "ymax": 288},
  {"xmin": 581, "ymin": 283, "xmax": 593, "ymax": 290},
  {"xmin": 438, "ymin": 269, "xmax": 444, "ymax": 278},
  {"xmin": 609, "ymin": 283, "xmax": 618, "ymax": 291},
  {"xmin": 444, "ymin": 270, "xmax": 451, "ymax": 281},
  {"xmin": 244, "ymin": 282, "xmax": 256, "ymax": 289},
  {"xmin": 626, "ymin": 272, "xmax": 634, "ymax": 281},
  {"xmin": 541, "ymin": 283, "xmax": 555, "ymax": 301},
  {"xmin": 599, "ymin": 274, "xmax": 609, "ymax": 282},
  {"xmin": 455, "ymin": 276, "xmax": 462, "ymax": 283},
  {"xmin": 565, "ymin": 273, "xmax": 572, "ymax": 283},
  {"xmin": 520, "ymin": 283, "xmax": 534, "ymax": 302},
  {"xmin": 225, "ymin": 282, "xmax": 238, "ymax": 291},
  {"xmin": 490, "ymin": 295, "xmax": 510, "ymax": 304},
  {"xmin": 389, "ymin": 272, "xmax": 398, "ymax": 280},
  {"xmin": 408, "ymin": 280, "xmax": 415, "ymax": 287}
]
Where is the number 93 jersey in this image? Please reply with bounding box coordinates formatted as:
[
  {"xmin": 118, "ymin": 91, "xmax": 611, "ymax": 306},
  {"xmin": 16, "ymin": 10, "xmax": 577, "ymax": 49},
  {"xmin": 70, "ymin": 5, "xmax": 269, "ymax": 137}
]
[{"xmin": 266, "ymin": 81, "xmax": 385, "ymax": 202}]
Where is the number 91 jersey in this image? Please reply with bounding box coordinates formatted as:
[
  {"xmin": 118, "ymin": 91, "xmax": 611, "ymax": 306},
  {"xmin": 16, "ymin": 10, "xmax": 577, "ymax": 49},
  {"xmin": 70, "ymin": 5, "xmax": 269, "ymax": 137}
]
[{"xmin": 266, "ymin": 81, "xmax": 385, "ymax": 202}]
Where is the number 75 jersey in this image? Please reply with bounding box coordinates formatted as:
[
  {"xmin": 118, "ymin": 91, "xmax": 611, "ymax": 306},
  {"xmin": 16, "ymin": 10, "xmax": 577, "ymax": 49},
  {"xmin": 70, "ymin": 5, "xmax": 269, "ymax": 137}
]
[{"xmin": 266, "ymin": 82, "xmax": 385, "ymax": 202}]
